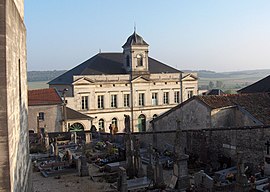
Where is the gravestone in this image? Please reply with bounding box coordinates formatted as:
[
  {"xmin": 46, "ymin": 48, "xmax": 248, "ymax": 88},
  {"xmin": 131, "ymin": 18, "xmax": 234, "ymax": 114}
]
[
  {"xmin": 78, "ymin": 155, "xmax": 89, "ymax": 177},
  {"xmin": 146, "ymin": 144, "xmax": 155, "ymax": 180},
  {"xmin": 85, "ymin": 132, "xmax": 92, "ymax": 144},
  {"xmin": 125, "ymin": 115, "xmax": 135, "ymax": 178},
  {"xmin": 118, "ymin": 167, "xmax": 128, "ymax": 192},
  {"xmin": 265, "ymin": 140, "xmax": 270, "ymax": 175},
  {"xmin": 171, "ymin": 120, "xmax": 190, "ymax": 190},
  {"xmin": 194, "ymin": 170, "xmax": 214, "ymax": 191},
  {"xmin": 235, "ymin": 151, "xmax": 250, "ymax": 192}
]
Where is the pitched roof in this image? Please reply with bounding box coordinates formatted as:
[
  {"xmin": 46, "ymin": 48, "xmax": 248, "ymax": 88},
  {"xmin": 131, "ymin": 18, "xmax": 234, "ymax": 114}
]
[
  {"xmin": 238, "ymin": 75, "xmax": 270, "ymax": 93},
  {"xmin": 197, "ymin": 93, "xmax": 270, "ymax": 124},
  {"xmin": 152, "ymin": 93, "xmax": 270, "ymax": 125},
  {"xmin": 48, "ymin": 53, "xmax": 180, "ymax": 85},
  {"xmin": 66, "ymin": 107, "xmax": 93, "ymax": 120},
  {"xmin": 28, "ymin": 88, "xmax": 63, "ymax": 106},
  {"xmin": 203, "ymin": 89, "xmax": 225, "ymax": 96}
]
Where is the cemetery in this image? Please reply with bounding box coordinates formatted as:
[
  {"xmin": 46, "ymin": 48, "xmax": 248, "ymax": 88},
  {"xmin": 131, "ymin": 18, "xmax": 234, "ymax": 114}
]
[{"xmin": 30, "ymin": 117, "xmax": 270, "ymax": 191}]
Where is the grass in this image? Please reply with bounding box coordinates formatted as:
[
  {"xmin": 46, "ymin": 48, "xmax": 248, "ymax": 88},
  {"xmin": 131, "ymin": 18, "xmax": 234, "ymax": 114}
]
[{"xmin": 28, "ymin": 81, "xmax": 49, "ymax": 90}]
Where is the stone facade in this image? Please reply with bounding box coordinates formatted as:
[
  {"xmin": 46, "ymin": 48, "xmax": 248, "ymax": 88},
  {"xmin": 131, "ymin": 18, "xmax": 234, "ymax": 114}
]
[
  {"xmin": 0, "ymin": 0, "xmax": 32, "ymax": 191},
  {"xmin": 151, "ymin": 95, "xmax": 264, "ymax": 132},
  {"xmin": 28, "ymin": 105, "xmax": 63, "ymax": 133},
  {"xmin": 49, "ymin": 33, "xmax": 198, "ymax": 133}
]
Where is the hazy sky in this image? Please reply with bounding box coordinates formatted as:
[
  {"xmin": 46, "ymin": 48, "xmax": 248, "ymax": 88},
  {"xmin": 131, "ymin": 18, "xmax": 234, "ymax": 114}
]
[{"xmin": 25, "ymin": 0, "xmax": 270, "ymax": 72}]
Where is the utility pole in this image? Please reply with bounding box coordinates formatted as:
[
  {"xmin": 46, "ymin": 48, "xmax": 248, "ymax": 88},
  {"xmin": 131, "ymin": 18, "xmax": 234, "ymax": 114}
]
[
  {"xmin": 130, "ymin": 76, "xmax": 134, "ymax": 132},
  {"xmin": 62, "ymin": 88, "xmax": 68, "ymax": 132}
]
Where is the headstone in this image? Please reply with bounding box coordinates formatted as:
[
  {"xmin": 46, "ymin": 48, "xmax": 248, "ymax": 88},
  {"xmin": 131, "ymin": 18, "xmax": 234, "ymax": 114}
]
[
  {"xmin": 118, "ymin": 167, "xmax": 128, "ymax": 192},
  {"xmin": 172, "ymin": 120, "xmax": 190, "ymax": 190},
  {"xmin": 194, "ymin": 170, "xmax": 214, "ymax": 191},
  {"xmin": 85, "ymin": 132, "xmax": 92, "ymax": 144},
  {"xmin": 265, "ymin": 141, "xmax": 270, "ymax": 175},
  {"xmin": 147, "ymin": 144, "xmax": 155, "ymax": 180},
  {"xmin": 235, "ymin": 151, "xmax": 250, "ymax": 192},
  {"xmin": 78, "ymin": 155, "xmax": 89, "ymax": 177}
]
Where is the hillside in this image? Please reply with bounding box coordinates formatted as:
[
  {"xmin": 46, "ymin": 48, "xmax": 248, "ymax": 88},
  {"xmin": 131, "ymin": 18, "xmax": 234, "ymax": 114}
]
[{"xmin": 27, "ymin": 70, "xmax": 67, "ymax": 82}]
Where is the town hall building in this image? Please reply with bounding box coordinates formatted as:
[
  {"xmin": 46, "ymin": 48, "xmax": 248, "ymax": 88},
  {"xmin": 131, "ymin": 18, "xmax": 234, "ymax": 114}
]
[{"xmin": 49, "ymin": 32, "xmax": 198, "ymax": 132}]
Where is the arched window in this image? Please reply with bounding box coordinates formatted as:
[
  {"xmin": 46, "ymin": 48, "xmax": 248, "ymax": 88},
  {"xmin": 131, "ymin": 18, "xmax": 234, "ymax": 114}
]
[
  {"xmin": 136, "ymin": 54, "xmax": 143, "ymax": 66},
  {"xmin": 138, "ymin": 114, "xmax": 146, "ymax": 132},
  {"xmin": 98, "ymin": 119, "xmax": 105, "ymax": 132},
  {"xmin": 69, "ymin": 123, "xmax": 84, "ymax": 132},
  {"xmin": 126, "ymin": 55, "xmax": 130, "ymax": 67},
  {"xmin": 112, "ymin": 118, "xmax": 118, "ymax": 133}
]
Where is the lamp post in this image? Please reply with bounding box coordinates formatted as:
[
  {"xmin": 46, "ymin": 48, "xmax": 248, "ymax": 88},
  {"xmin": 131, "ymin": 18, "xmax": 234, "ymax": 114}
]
[{"xmin": 62, "ymin": 88, "xmax": 68, "ymax": 132}]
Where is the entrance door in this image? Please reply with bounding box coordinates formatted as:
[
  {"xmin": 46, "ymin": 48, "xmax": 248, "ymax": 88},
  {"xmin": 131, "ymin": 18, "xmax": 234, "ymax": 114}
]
[{"xmin": 138, "ymin": 114, "xmax": 146, "ymax": 132}]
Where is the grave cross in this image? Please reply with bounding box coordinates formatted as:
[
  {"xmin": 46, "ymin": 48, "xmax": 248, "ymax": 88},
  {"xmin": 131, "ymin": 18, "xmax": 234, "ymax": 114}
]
[{"xmin": 265, "ymin": 141, "xmax": 270, "ymax": 155}]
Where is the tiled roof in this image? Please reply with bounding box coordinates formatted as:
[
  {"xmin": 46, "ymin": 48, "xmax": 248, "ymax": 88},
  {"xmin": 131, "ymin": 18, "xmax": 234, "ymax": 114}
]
[
  {"xmin": 238, "ymin": 75, "xmax": 270, "ymax": 93},
  {"xmin": 28, "ymin": 88, "xmax": 63, "ymax": 106},
  {"xmin": 197, "ymin": 93, "xmax": 270, "ymax": 124},
  {"xmin": 48, "ymin": 53, "xmax": 181, "ymax": 85},
  {"xmin": 66, "ymin": 107, "xmax": 93, "ymax": 120}
]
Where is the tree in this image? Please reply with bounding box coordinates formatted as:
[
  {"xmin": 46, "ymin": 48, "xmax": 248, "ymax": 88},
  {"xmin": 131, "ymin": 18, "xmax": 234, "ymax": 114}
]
[
  {"xmin": 216, "ymin": 80, "xmax": 224, "ymax": 88},
  {"xmin": 209, "ymin": 81, "xmax": 214, "ymax": 89}
]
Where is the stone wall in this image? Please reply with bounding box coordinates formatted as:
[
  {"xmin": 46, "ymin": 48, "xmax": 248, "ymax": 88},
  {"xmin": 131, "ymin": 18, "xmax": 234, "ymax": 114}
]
[
  {"xmin": 135, "ymin": 126, "xmax": 270, "ymax": 170},
  {"xmin": 152, "ymin": 99, "xmax": 211, "ymax": 131},
  {"xmin": 28, "ymin": 105, "xmax": 63, "ymax": 133},
  {"xmin": 0, "ymin": 0, "xmax": 31, "ymax": 191}
]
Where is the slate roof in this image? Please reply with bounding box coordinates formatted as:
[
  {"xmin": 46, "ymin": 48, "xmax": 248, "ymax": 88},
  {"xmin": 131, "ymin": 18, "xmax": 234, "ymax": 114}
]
[
  {"xmin": 197, "ymin": 93, "xmax": 270, "ymax": 124},
  {"xmin": 48, "ymin": 53, "xmax": 181, "ymax": 85},
  {"xmin": 238, "ymin": 75, "xmax": 270, "ymax": 93},
  {"xmin": 66, "ymin": 107, "xmax": 93, "ymax": 120},
  {"xmin": 28, "ymin": 88, "xmax": 63, "ymax": 106},
  {"xmin": 122, "ymin": 32, "xmax": 148, "ymax": 47},
  {"xmin": 203, "ymin": 89, "xmax": 225, "ymax": 96}
]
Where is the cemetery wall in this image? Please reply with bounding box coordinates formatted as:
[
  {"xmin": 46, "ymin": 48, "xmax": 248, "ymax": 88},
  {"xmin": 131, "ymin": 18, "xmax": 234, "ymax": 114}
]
[{"xmin": 136, "ymin": 126, "xmax": 270, "ymax": 170}]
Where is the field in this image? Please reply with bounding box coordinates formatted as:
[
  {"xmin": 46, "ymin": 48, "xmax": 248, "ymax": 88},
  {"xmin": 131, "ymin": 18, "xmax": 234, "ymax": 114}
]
[{"xmin": 28, "ymin": 81, "xmax": 49, "ymax": 90}]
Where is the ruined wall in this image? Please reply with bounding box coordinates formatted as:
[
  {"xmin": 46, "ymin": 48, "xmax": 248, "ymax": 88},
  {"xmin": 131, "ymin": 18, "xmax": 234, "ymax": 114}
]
[
  {"xmin": 0, "ymin": 0, "xmax": 31, "ymax": 191},
  {"xmin": 28, "ymin": 105, "xmax": 63, "ymax": 133}
]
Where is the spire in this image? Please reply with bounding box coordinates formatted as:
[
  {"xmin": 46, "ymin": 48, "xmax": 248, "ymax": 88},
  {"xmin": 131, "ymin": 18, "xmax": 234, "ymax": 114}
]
[{"xmin": 134, "ymin": 22, "xmax": 136, "ymax": 34}]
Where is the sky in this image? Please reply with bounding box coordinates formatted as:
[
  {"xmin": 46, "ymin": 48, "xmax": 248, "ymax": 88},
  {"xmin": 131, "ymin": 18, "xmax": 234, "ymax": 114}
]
[{"xmin": 25, "ymin": 0, "xmax": 270, "ymax": 72}]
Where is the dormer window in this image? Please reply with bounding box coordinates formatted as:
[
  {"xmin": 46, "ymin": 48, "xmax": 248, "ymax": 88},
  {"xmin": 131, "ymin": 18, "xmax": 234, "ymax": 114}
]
[
  {"xmin": 126, "ymin": 55, "xmax": 130, "ymax": 67},
  {"xmin": 136, "ymin": 54, "xmax": 143, "ymax": 66}
]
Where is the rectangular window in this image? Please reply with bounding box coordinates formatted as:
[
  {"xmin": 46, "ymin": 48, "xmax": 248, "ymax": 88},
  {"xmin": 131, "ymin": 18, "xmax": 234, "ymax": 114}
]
[
  {"xmin": 152, "ymin": 92, "xmax": 158, "ymax": 106},
  {"xmin": 139, "ymin": 93, "xmax": 145, "ymax": 106},
  {"xmin": 174, "ymin": 91, "xmax": 180, "ymax": 103},
  {"xmin": 111, "ymin": 94, "xmax": 117, "ymax": 108},
  {"xmin": 163, "ymin": 92, "xmax": 169, "ymax": 104},
  {"xmin": 188, "ymin": 90, "xmax": 194, "ymax": 99},
  {"xmin": 38, "ymin": 112, "xmax": 44, "ymax": 121},
  {"xmin": 98, "ymin": 95, "xmax": 104, "ymax": 109},
  {"xmin": 124, "ymin": 94, "xmax": 130, "ymax": 107},
  {"xmin": 81, "ymin": 96, "xmax": 89, "ymax": 110}
]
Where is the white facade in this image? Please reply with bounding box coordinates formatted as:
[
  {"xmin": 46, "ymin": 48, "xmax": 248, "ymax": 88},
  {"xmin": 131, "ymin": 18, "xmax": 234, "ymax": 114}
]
[{"xmin": 50, "ymin": 33, "xmax": 198, "ymax": 132}]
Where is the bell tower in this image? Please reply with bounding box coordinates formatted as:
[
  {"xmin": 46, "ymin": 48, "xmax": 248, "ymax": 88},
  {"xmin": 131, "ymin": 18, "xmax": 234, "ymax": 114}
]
[{"xmin": 122, "ymin": 32, "xmax": 149, "ymax": 77}]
